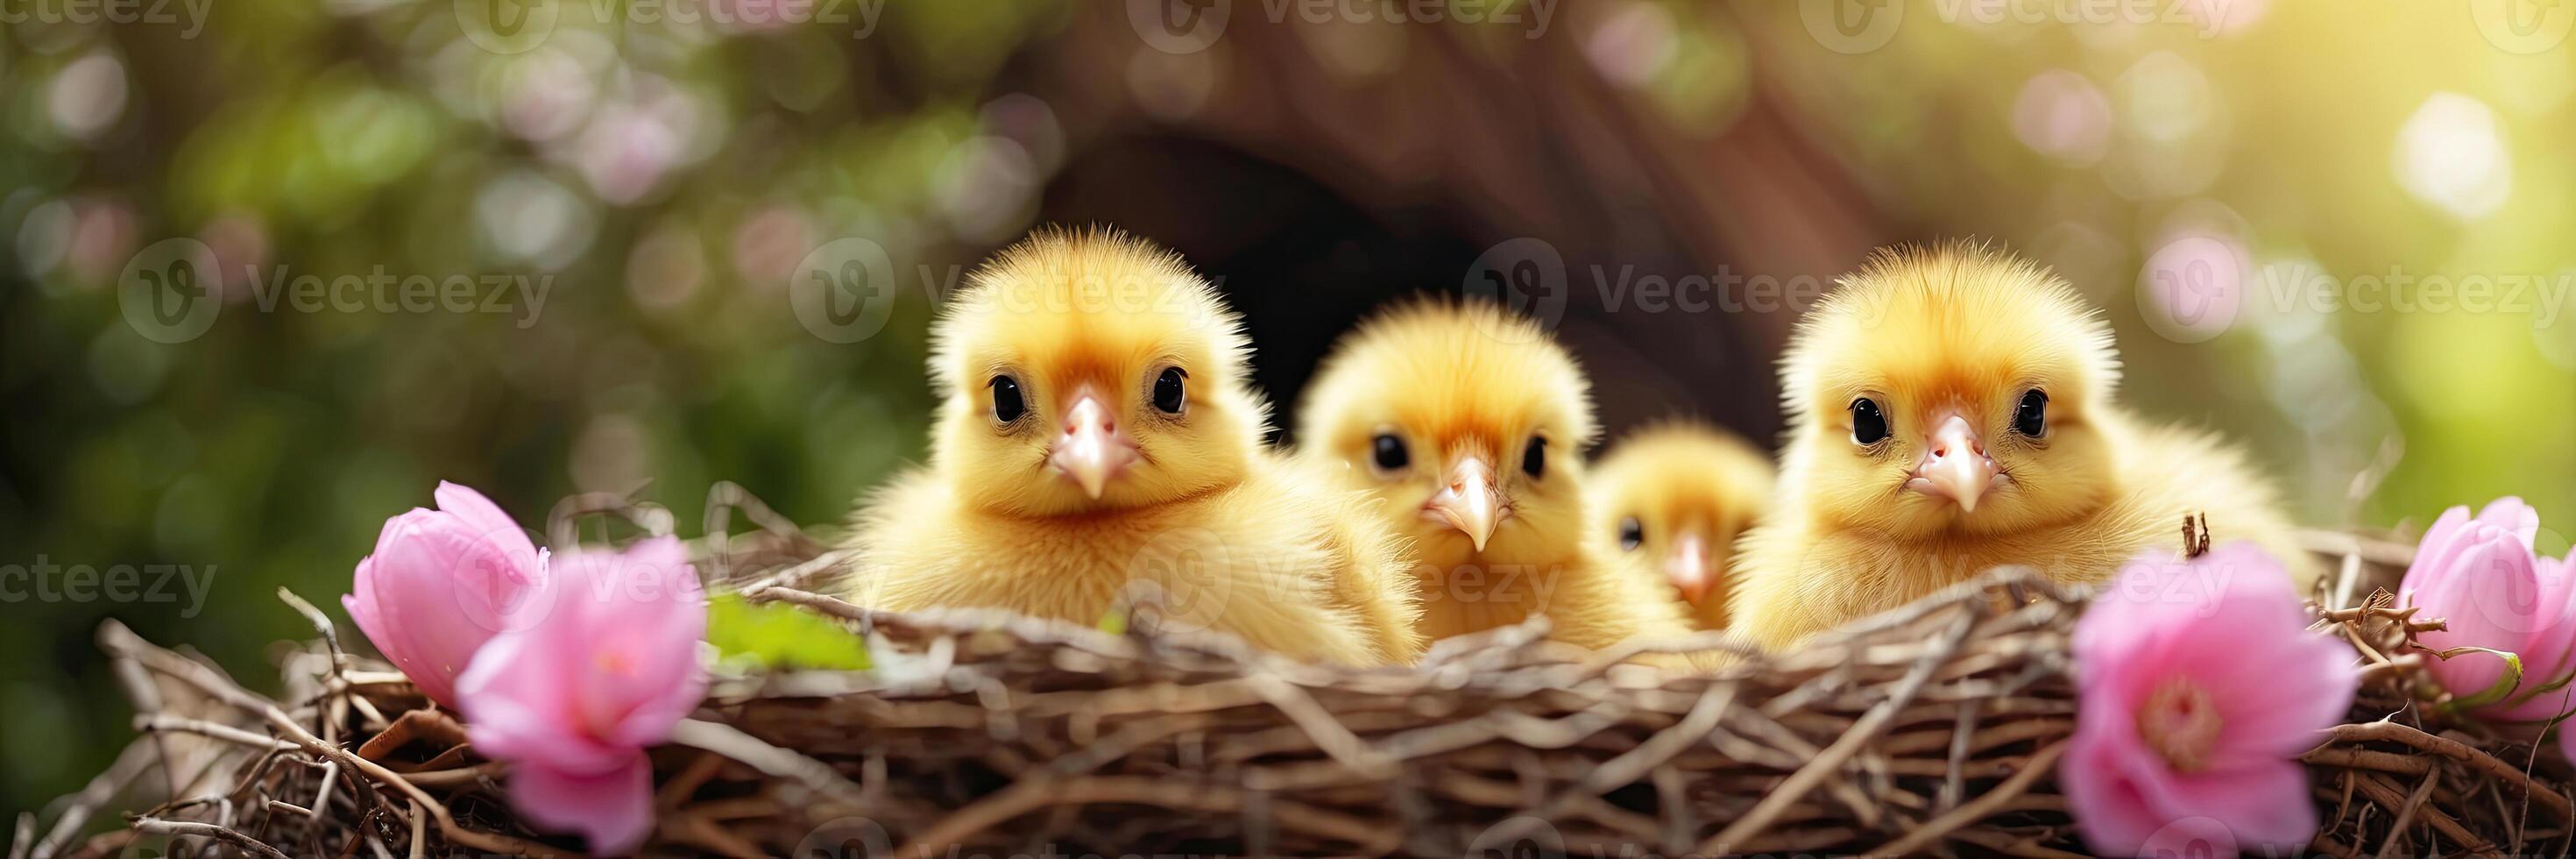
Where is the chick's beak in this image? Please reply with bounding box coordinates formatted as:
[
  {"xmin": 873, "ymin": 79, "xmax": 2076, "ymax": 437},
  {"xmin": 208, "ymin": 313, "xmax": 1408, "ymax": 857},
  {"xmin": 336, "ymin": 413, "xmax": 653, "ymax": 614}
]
[
  {"xmin": 1665, "ymin": 532, "xmax": 1714, "ymax": 605},
  {"xmin": 1425, "ymin": 456, "xmax": 1507, "ymax": 551},
  {"xmin": 1050, "ymin": 394, "xmax": 1136, "ymax": 500},
  {"xmin": 1910, "ymin": 414, "xmax": 1997, "ymax": 513}
]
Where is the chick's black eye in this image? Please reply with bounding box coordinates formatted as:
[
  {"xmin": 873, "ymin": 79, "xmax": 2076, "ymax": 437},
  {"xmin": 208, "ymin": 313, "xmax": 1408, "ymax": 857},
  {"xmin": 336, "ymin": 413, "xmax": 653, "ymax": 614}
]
[
  {"xmin": 1370, "ymin": 433, "xmax": 1408, "ymax": 471},
  {"xmin": 1152, "ymin": 367, "xmax": 1186, "ymax": 415},
  {"xmin": 2013, "ymin": 389, "xmax": 2049, "ymax": 437},
  {"xmin": 1850, "ymin": 398, "xmax": 1889, "ymax": 445},
  {"xmin": 989, "ymin": 375, "xmax": 1026, "ymax": 424},
  {"xmin": 1521, "ymin": 437, "xmax": 1547, "ymax": 479},
  {"xmin": 1617, "ymin": 517, "xmax": 1645, "ymax": 551}
]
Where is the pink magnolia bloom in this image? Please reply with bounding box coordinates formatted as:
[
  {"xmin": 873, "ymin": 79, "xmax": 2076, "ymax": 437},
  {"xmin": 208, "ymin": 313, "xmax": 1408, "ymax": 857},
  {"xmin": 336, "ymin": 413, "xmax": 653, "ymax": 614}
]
[
  {"xmin": 456, "ymin": 536, "xmax": 707, "ymax": 855},
  {"xmin": 2063, "ymin": 543, "xmax": 2357, "ymax": 857},
  {"xmin": 2399, "ymin": 498, "xmax": 2576, "ymax": 724},
  {"xmin": 343, "ymin": 482, "xmax": 547, "ymax": 708}
]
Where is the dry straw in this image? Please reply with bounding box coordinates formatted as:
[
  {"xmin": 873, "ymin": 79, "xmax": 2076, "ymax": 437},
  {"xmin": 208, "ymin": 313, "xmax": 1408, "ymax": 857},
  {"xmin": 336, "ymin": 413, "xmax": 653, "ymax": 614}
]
[{"xmin": 14, "ymin": 486, "xmax": 2571, "ymax": 857}]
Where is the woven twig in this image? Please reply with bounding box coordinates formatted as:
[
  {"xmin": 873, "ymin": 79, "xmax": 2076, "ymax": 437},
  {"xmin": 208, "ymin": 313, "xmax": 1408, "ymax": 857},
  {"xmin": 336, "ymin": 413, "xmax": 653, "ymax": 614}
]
[{"xmin": 22, "ymin": 486, "xmax": 2572, "ymax": 858}]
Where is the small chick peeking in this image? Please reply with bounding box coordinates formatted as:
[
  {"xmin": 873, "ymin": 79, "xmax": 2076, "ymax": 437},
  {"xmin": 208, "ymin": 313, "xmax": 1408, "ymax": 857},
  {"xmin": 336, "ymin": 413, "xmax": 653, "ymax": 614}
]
[
  {"xmin": 843, "ymin": 229, "xmax": 1426, "ymax": 667},
  {"xmin": 1730, "ymin": 241, "xmax": 2317, "ymax": 653},
  {"xmin": 1589, "ymin": 422, "xmax": 1775, "ymax": 630},
  {"xmin": 1297, "ymin": 299, "xmax": 1693, "ymax": 652}
]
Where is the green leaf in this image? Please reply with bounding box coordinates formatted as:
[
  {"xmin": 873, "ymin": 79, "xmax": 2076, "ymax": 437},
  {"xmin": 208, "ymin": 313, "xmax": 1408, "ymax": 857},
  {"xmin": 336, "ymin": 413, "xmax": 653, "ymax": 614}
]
[{"xmin": 704, "ymin": 593, "xmax": 870, "ymax": 671}]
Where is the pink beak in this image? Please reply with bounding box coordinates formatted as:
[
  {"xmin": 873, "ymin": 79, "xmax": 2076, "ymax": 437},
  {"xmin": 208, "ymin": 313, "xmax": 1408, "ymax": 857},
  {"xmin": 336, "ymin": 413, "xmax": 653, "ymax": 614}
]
[
  {"xmin": 1665, "ymin": 532, "xmax": 1714, "ymax": 605},
  {"xmin": 1424, "ymin": 455, "xmax": 1507, "ymax": 551},
  {"xmin": 1909, "ymin": 414, "xmax": 1997, "ymax": 513},
  {"xmin": 1049, "ymin": 394, "xmax": 1136, "ymax": 500}
]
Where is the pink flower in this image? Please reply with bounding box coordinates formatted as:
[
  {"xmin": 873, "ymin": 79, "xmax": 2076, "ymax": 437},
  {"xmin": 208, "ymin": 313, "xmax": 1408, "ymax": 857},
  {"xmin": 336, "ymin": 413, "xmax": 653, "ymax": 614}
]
[
  {"xmin": 456, "ymin": 536, "xmax": 707, "ymax": 855},
  {"xmin": 342, "ymin": 482, "xmax": 547, "ymax": 708},
  {"xmin": 2063, "ymin": 543, "xmax": 2357, "ymax": 857},
  {"xmin": 2399, "ymin": 498, "xmax": 2576, "ymax": 724}
]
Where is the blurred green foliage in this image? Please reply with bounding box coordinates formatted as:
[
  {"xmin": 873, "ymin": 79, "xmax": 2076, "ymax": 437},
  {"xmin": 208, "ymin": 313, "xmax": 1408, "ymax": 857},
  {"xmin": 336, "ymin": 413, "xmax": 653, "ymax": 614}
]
[
  {"xmin": 5, "ymin": 0, "xmax": 2575, "ymax": 821},
  {"xmin": 1, "ymin": 0, "xmax": 1069, "ymax": 815}
]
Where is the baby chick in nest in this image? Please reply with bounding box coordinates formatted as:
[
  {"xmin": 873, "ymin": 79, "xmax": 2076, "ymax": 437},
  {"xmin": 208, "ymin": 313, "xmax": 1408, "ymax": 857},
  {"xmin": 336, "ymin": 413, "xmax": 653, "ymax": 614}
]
[
  {"xmin": 1730, "ymin": 241, "xmax": 2316, "ymax": 652},
  {"xmin": 1589, "ymin": 422, "xmax": 1774, "ymax": 631},
  {"xmin": 1296, "ymin": 299, "xmax": 1695, "ymax": 655},
  {"xmin": 843, "ymin": 229, "xmax": 1424, "ymax": 667}
]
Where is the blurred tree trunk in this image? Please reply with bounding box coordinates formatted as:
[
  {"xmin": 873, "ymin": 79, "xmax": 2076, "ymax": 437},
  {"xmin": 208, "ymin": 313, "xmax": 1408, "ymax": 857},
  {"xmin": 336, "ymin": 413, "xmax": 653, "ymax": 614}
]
[{"xmin": 1012, "ymin": 3, "xmax": 1897, "ymax": 447}]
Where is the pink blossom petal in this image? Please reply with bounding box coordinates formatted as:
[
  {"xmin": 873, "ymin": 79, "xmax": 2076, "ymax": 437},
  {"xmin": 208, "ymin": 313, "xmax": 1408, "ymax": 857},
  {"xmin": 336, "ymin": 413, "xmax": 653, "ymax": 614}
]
[
  {"xmin": 2068, "ymin": 542, "xmax": 2352, "ymax": 856},
  {"xmin": 2477, "ymin": 497, "xmax": 2542, "ymax": 547},
  {"xmin": 367, "ymin": 520, "xmax": 532, "ymax": 682},
  {"xmin": 506, "ymin": 752, "xmax": 655, "ymax": 855},
  {"xmin": 2161, "ymin": 761, "xmax": 2320, "ymax": 851},
  {"xmin": 2400, "ymin": 506, "xmax": 2475, "ymax": 598},
  {"xmin": 2061, "ymin": 704, "xmax": 2173, "ymax": 853},
  {"xmin": 433, "ymin": 480, "xmax": 542, "ymax": 571},
  {"xmin": 455, "ymin": 533, "xmax": 707, "ymax": 850},
  {"xmin": 456, "ymin": 627, "xmax": 631, "ymax": 774}
]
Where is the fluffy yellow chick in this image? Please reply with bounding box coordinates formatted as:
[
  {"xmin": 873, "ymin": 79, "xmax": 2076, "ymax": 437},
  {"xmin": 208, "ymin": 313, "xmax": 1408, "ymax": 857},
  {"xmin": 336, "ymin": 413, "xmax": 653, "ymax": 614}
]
[
  {"xmin": 1589, "ymin": 422, "xmax": 1774, "ymax": 631},
  {"xmin": 1296, "ymin": 299, "xmax": 1694, "ymax": 653},
  {"xmin": 1730, "ymin": 242, "xmax": 2316, "ymax": 652},
  {"xmin": 844, "ymin": 229, "xmax": 1424, "ymax": 666}
]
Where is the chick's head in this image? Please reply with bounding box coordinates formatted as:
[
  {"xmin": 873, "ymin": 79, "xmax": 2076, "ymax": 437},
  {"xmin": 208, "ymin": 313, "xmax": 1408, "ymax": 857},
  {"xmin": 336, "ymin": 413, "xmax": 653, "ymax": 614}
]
[
  {"xmin": 928, "ymin": 228, "xmax": 1267, "ymax": 516},
  {"xmin": 1299, "ymin": 300, "xmax": 1597, "ymax": 568},
  {"xmin": 1780, "ymin": 242, "xmax": 2120, "ymax": 541},
  {"xmin": 1590, "ymin": 422, "xmax": 1773, "ymax": 608}
]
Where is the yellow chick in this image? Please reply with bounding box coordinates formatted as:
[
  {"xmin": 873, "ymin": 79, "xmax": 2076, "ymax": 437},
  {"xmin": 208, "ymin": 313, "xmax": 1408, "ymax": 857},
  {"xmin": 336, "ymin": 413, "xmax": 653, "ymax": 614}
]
[
  {"xmin": 1729, "ymin": 242, "xmax": 2315, "ymax": 652},
  {"xmin": 1589, "ymin": 422, "xmax": 1774, "ymax": 631},
  {"xmin": 844, "ymin": 229, "xmax": 1425, "ymax": 666},
  {"xmin": 1295, "ymin": 299, "xmax": 1694, "ymax": 653}
]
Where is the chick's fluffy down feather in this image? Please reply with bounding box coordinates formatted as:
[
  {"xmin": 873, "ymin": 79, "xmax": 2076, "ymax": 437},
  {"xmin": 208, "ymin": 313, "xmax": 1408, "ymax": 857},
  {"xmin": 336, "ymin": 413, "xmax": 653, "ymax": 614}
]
[
  {"xmin": 851, "ymin": 454, "xmax": 1422, "ymax": 665},
  {"xmin": 843, "ymin": 228, "xmax": 1423, "ymax": 666},
  {"xmin": 1730, "ymin": 241, "xmax": 2315, "ymax": 652}
]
